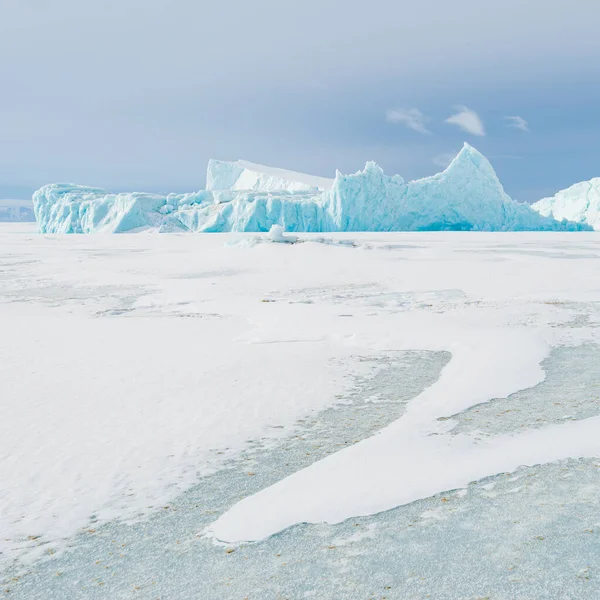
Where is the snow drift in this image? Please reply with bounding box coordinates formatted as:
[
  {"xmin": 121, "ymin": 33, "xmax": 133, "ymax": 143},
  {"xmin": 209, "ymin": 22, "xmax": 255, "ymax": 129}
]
[
  {"xmin": 532, "ymin": 178, "xmax": 600, "ymax": 231},
  {"xmin": 33, "ymin": 144, "xmax": 589, "ymax": 233}
]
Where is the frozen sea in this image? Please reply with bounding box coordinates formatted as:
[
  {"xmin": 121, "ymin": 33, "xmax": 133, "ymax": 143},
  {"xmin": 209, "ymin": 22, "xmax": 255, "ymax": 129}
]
[{"xmin": 2, "ymin": 224, "xmax": 600, "ymax": 599}]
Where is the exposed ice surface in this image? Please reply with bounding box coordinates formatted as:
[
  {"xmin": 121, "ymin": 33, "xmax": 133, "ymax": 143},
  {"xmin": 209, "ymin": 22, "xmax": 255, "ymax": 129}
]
[
  {"xmin": 449, "ymin": 344, "xmax": 600, "ymax": 437},
  {"xmin": 33, "ymin": 144, "xmax": 589, "ymax": 233},
  {"xmin": 0, "ymin": 199, "xmax": 35, "ymax": 222},
  {"xmin": 532, "ymin": 178, "xmax": 600, "ymax": 231}
]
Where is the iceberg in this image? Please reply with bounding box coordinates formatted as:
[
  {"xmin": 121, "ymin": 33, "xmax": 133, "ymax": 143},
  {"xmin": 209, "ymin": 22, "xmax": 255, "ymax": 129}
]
[
  {"xmin": 33, "ymin": 144, "xmax": 590, "ymax": 233},
  {"xmin": 532, "ymin": 178, "xmax": 600, "ymax": 231}
]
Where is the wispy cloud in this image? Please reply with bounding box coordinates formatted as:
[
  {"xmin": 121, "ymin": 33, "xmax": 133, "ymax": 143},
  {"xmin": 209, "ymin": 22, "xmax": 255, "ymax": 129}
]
[
  {"xmin": 432, "ymin": 152, "xmax": 457, "ymax": 168},
  {"xmin": 386, "ymin": 108, "xmax": 431, "ymax": 134},
  {"xmin": 505, "ymin": 116, "xmax": 530, "ymax": 132},
  {"xmin": 445, "ymin": 106, "xmax": 485, "ymax": 136}
]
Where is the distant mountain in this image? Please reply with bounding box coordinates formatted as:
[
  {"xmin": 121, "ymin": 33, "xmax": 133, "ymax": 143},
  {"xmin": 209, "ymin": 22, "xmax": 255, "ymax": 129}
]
[{"xmin": 0, "ymin": 199, "xmax": 35, "ymax": 222}]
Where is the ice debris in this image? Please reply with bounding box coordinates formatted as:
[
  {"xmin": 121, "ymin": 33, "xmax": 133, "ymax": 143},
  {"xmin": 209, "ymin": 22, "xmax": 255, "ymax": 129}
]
[
  {"xmin": 268, "ymin": 225, "xmax": 298, "ymax": 244},
  {"xmin": 33, "ymin": 144, "xmax": 591, "ymax": 233}
]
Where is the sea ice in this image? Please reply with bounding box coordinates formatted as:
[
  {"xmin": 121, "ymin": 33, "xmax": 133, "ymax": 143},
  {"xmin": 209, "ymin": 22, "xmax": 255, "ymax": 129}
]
[
  {"xmin": 3, "ymin": 226, "xmax": 600, "ymax": 596},
  {"xmin": 32, "ymin": 145, "xmax": 589, "ymax": 233}
]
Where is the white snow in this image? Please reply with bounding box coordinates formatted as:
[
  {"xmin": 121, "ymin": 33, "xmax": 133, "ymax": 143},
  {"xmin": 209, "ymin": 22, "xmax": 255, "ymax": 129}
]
[
  {"xmin": 210, "ymin": 415, "xmax": 600, "ymax": 543},
  {"xmin": 532, "ymin": 178, "xmax": 600, "ymax": 231},
  {"xmin": 2, "ymin": 224, "xmax": 600, "ymax": 566}
]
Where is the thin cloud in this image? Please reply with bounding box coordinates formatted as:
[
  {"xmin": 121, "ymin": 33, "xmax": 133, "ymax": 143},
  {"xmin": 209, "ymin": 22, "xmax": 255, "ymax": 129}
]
[
  {"xmin": 432, "ymin": 152, "xmax": 456, "ymax": 168},
  {"xmin": 445, "ymin": 106, "xmax": 485, "ymax": 136},
  {"xmin": 386, "ymin": 108, "xmax": 431, "ymax": 134},
  {"xmin": 505, "ymin": 116, "xmax": 530, "ymax": 132}
]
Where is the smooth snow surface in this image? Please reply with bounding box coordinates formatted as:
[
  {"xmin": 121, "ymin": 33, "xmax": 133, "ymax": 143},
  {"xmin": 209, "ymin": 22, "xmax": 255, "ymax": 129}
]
[
  {"xmin": 3, "ymin": 224, "xmax": 600, "ymax": 584},
  {"xmin": 33, "ymin": 145, "xmax": 589, "ymax": 233},
  {"xmin": 532, "ymin": 178, "xmax": 600, "ymax": 230}
]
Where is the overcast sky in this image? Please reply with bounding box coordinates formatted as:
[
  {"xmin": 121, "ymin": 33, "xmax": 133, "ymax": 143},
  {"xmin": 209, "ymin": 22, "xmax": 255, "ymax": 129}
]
[{"xmin": 2, "ymin": 0, "xmax": 600, "ymax": 201}]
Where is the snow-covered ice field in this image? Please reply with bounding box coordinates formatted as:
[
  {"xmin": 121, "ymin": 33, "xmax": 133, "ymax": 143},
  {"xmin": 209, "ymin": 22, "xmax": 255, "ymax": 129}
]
[{"xmin": 3, "ymin": 223, "xmax": 600, "ymax": 598}]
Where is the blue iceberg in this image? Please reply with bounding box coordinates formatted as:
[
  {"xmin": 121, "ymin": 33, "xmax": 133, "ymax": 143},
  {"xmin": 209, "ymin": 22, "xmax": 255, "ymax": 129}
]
[
  {"xmin": 532, "ymin": 177, "xmax": 600, "ymax": 231},
  {"xmin": 32, "ymin": 144, "xmax": 590, "ymax": 233}
]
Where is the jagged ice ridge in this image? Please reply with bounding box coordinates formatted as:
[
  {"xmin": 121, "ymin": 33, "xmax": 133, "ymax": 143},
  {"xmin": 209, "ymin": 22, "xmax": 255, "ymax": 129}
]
[{"xmin": 32, "ymin": 144, "xmax": 589, "ymax": 233}]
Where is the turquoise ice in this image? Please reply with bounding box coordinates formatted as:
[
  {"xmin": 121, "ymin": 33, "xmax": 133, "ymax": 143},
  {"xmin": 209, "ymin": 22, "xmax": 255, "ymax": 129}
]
[
  {"xmin": 33, "ymin": 144, "xmax": 589, "ymax": 233},
  {"xmin": 532, "ymin": 177, "xmax": 600, "ymax": 231}
]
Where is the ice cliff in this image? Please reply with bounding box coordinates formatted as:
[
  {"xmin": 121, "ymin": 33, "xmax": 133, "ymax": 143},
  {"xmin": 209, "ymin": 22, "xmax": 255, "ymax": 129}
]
[
  {"xmin": 532, "ymin": 179, "xmax": 600, "ymax": 231},
  {"xmin": 206, "ymin": 159, "xmax": 333, "ymax": 193},
  {"xmin": 33, "ymin": 144, "xmax": 589, "ymax": 233}
]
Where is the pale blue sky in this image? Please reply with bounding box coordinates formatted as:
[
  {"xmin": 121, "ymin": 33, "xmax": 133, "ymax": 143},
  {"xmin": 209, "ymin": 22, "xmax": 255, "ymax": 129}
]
[{"xmin": 2, "ymin": 0, "xmax": 600, "ymax": 201}]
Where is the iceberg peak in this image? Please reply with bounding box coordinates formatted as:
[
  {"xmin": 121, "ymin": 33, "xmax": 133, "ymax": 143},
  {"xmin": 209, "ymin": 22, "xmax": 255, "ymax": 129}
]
[
  {"xmin": 445, "ymin": 143, "xmax": 492, "ymax": 175},
  {"xmin": 360, "ymin": 161, "xmax": 386, "ymax": 181}
]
